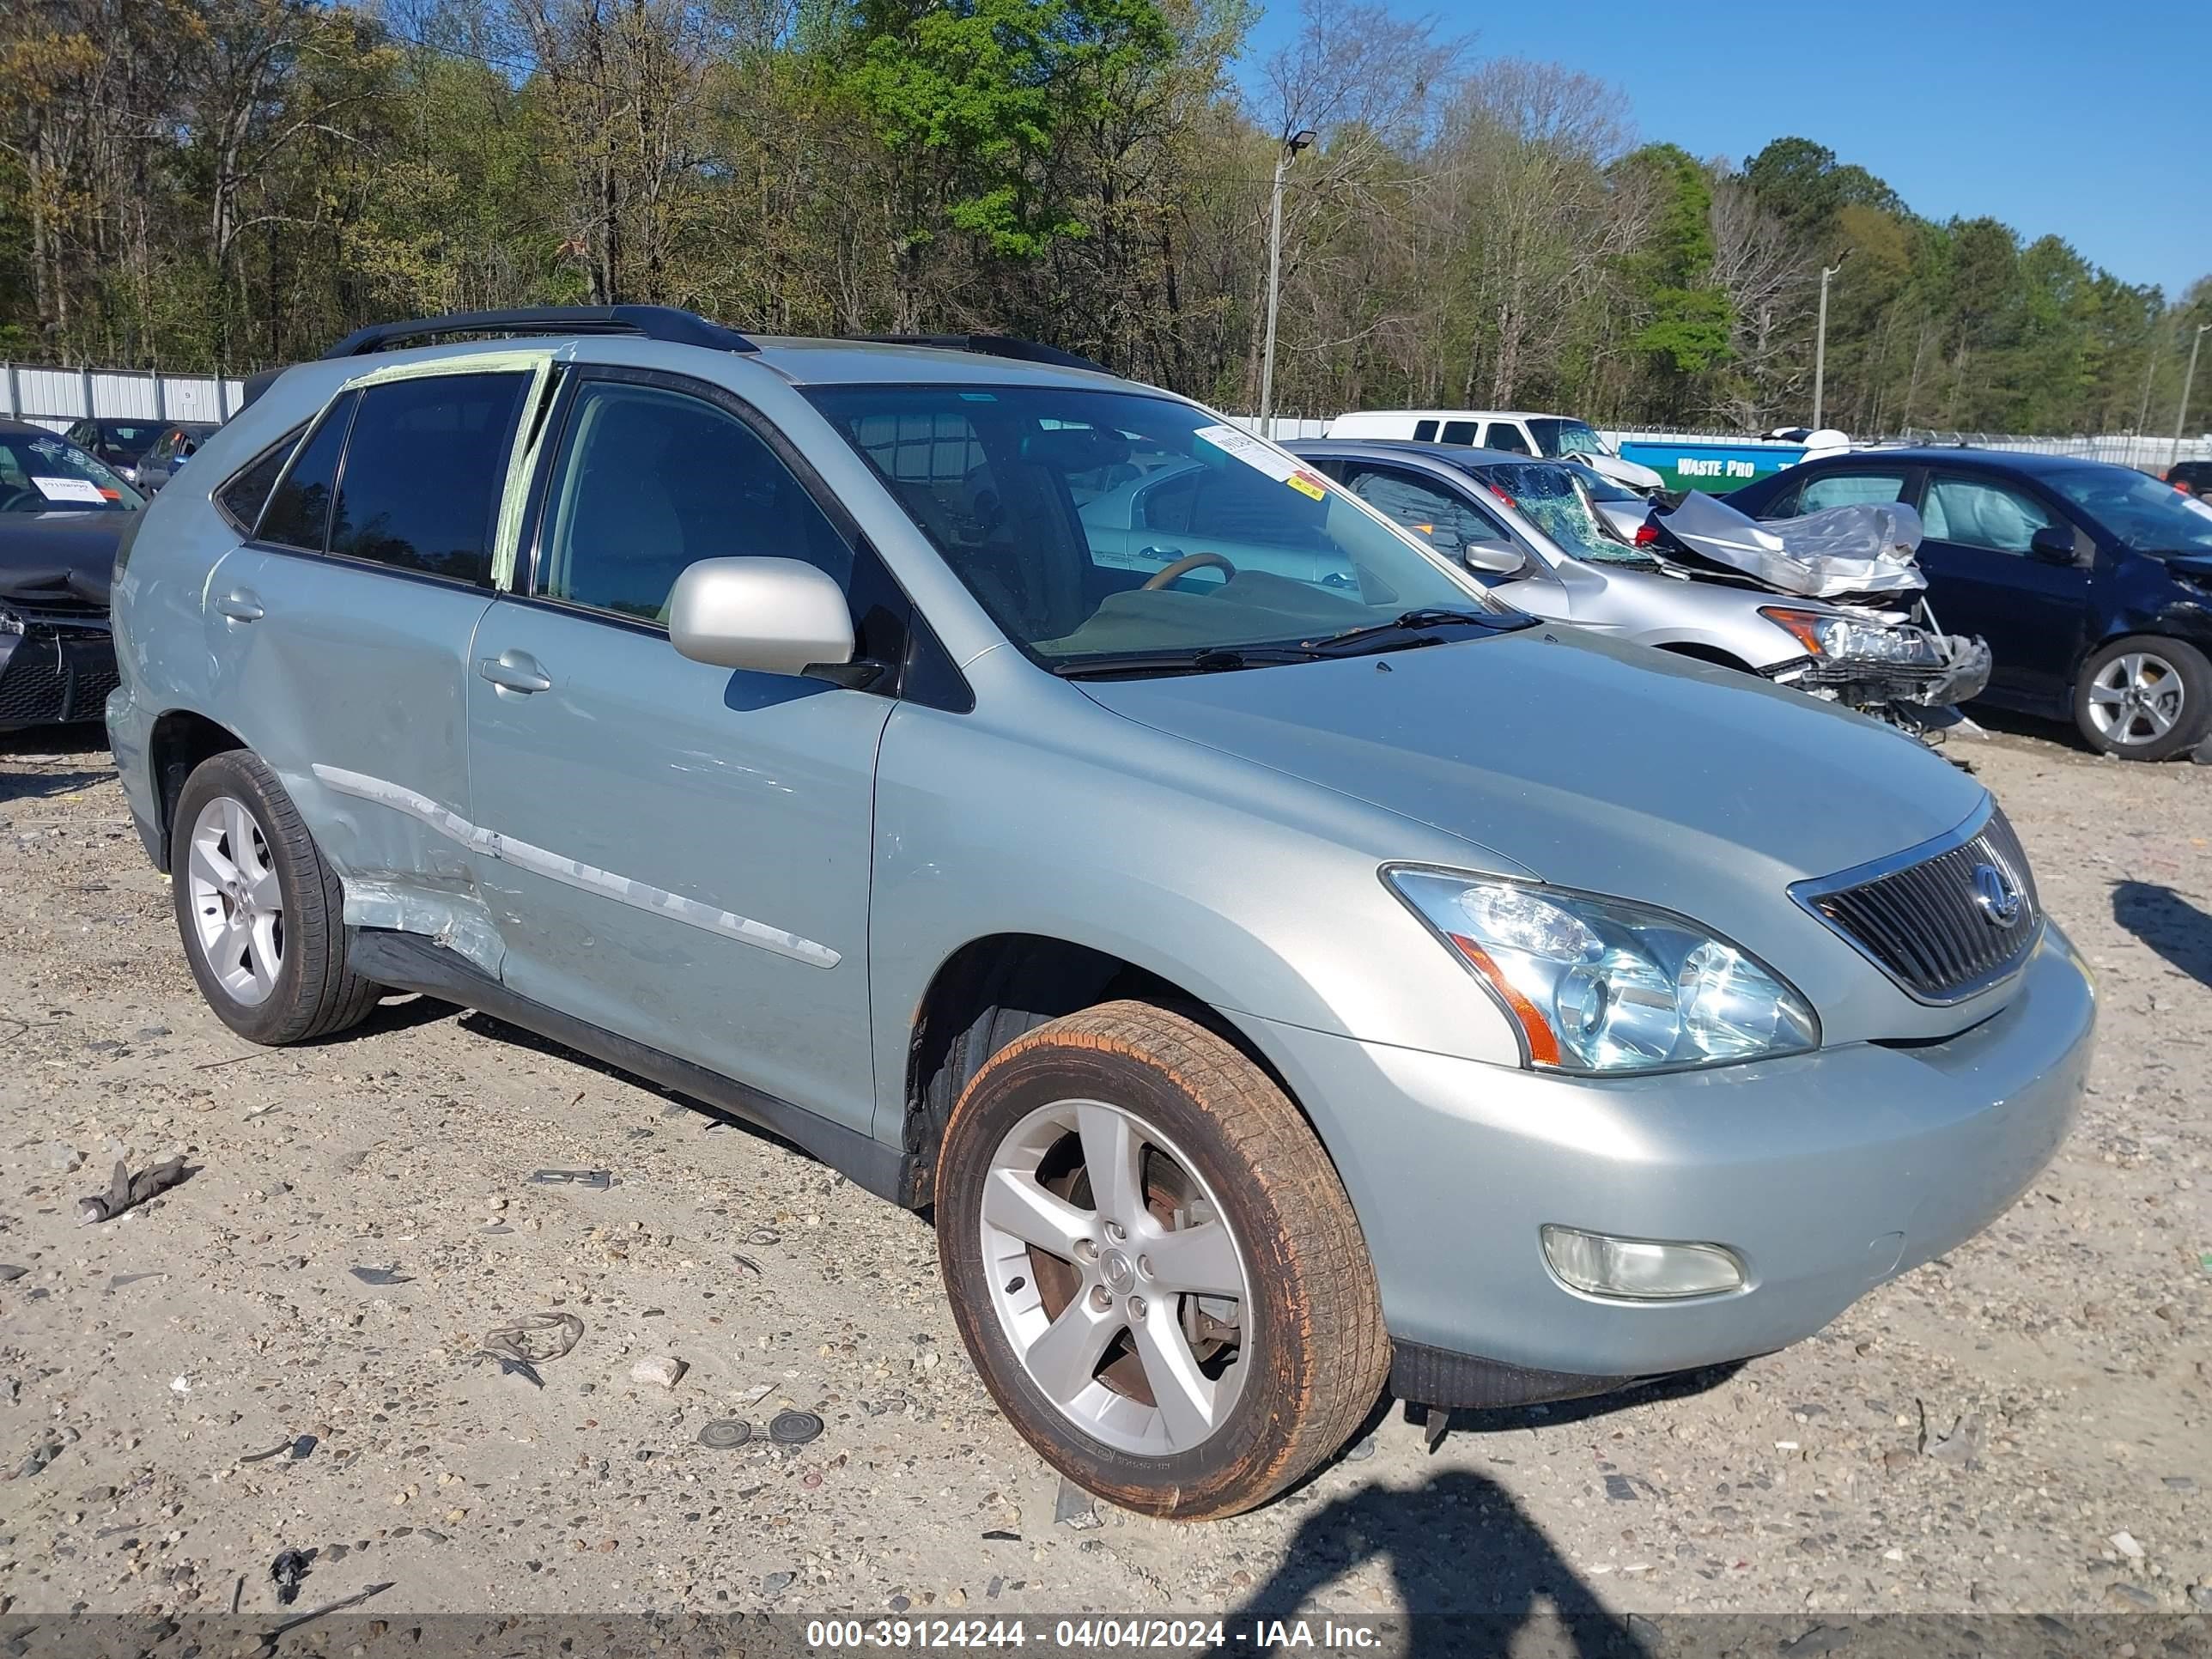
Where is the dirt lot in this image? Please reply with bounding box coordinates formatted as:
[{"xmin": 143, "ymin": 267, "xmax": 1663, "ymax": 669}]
[{"xmin": 2, "ymin": 720, "xmax": 2208, "ymax": 1628}]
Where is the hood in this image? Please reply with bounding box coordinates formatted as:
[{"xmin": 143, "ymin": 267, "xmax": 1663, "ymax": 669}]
[
  {"xmin": 1590, "ymin": 453, "xmax": 1663, "ymax": 492},
  {"xmin": 1076, "ymin": 625, "xmax": 1987, "ymax": 937},
  {"xmin": 0, "ymin": 510, "xmax": 128, "ymax": 609}
]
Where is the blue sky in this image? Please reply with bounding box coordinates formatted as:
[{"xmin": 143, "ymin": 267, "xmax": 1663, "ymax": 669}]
[{"xmin": 1241, "ymin": 0, "xmax": 2211, "ymax": 301}]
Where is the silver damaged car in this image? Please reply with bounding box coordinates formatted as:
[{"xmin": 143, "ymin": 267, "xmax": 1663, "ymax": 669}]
[{"xmin": 105, "ymin": 307, "xmax": 2094, "ymax": 1519}]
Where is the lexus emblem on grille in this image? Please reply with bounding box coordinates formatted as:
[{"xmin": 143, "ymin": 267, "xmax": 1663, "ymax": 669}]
[{"xmin": 1972, "ymin": 861, "xmax": 2022, "ymax": 927}]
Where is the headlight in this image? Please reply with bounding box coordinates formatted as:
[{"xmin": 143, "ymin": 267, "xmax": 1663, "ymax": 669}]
[
  {"xmin": 1385, "ymin": 868, "xmax": 1819, "ymax": 1073},
  {"xmin": 1759, "ymin": 606, "xmax": 1942, "ymax": 666}
]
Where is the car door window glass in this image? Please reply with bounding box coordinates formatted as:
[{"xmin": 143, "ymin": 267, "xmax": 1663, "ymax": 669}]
[
  {"xmin": 1412, "ymin": 420, "xmax": 1439, "ymax": 442},
  {"xmin": 331, "ymin": 374, "xmax": 527, "ymax": 583},
  {"xmin": 1795, "ymin": 471, "xmax": 1907, "ymax": 512},
  {"xmin": 258, "ymin": 392, "xmax": 358, "ymax": 550},
  {"xmin": 538, "ymin": 380, "xmax": 851, "ymax": 623},
  {"xmin": 1922, "ymin": 474, "xmax": 2057, "ymax": 555},
  {"xmin": 1345, "ymin": 465, "xmax": 1499, "ymax": 546},
  {"xmin": 1440, "ymin": 420, "xmax": 1480, "ymax": 446}
]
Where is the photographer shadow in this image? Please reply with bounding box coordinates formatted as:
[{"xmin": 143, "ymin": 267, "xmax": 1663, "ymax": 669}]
[{"xmin": 1230, "ymin": 1468, "xmax": 1651, "ymax": 1658}]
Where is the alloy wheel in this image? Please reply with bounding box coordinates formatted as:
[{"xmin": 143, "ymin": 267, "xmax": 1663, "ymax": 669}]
[
  {"xmin": 185, "ymin": 794, "xmax": 284, "ymax": 1006},
  {"xmin": 979, "ymin": 1097, "xmax": 1252, "ymax": 1456},
  {"xmin": 2086, "ymin": 651, "xmax": 2185, "ymax": 747}
]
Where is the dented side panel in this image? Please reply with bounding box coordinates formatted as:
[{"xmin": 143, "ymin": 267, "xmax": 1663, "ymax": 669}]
[{"xmin": 205, "ymin": 542, "xmax": 501, "ymax": 954}]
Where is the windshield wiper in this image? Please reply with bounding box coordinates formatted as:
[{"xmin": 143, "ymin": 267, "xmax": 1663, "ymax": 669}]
[
  {"xmin": 1300, "ymin": 608, "xmax": 1528, "ymax": 654},
  {"xmin": 1050, "ymin": 645, "xmax": 1321, "ymax": 680}
]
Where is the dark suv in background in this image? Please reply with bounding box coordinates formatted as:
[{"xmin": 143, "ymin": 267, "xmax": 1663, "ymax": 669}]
[
  {"xmin": 2167, "ymin": 459, "xmax": 2212, "ymax": 502},
  {"xmin": 1730, "ymin": 448, "xmax": 2212, "ymax": 760}
]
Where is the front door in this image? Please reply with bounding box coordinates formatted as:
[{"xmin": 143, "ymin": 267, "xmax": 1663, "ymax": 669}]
[
  {"xmin": 1912, "ymin": 471, "xmax": 2090, "ymax": 708},
  {"xmin": 1335, "ymin": 459, "xmax": 1570, "ymax": 615},
  {"xmin": 464, "ymin": 369, "xmax": 888, "ymax": 1133}
]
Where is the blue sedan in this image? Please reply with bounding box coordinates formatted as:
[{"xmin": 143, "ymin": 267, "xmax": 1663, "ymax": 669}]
[{"xmin": 1729, "ymin": 448, "xmax": 2212, "ymax": 760}]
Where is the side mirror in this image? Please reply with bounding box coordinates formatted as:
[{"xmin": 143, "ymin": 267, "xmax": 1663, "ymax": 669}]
[
  {"xmin": 1462, "ymin": 538, "xmax": 1528, "ymax": 576},
  {"xmin": 2027, "ymin": 524, "xmax": 2080, "ymax": 566},
  {"xmin": 667, "ymin": 557, "xmax": 854, "ymax": 678}
]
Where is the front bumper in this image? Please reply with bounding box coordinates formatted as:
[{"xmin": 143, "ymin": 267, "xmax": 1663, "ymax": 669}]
[
  {"xmin": 0, "ymin": 623, "xmax": 118, "ymax": 730},
  {"xmin": 1238, "ymin": 925, "xmax": 2093, "ymax": 1396}
]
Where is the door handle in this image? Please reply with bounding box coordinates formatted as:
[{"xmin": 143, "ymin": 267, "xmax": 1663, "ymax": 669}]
[
  {"xmin": 1136, "ymin": 545, "xmax": 1183, "ymax": 562},
  {"xmin": 479, "ymin": 650, "xmax": 552, "ymax": 695},
  {"xmin": 216, "ymin": 591, "xmax": 264, "ymax": 623}
]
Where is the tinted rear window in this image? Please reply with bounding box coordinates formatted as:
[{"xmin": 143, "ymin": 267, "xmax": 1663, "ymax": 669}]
[
  {"xmin": 329, "ymin": 374, "xmax": 528, "ymax": 583},
  {"xmin": 258, "ymin": 392, "xmax": 357, "ymax": 550}
]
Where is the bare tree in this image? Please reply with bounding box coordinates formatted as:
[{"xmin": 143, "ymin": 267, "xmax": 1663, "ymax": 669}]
[{"xmin": 1702, "ymin": 171, "xmax": 1812, "ymax": 427}]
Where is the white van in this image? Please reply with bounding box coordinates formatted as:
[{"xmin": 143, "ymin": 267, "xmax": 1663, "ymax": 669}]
[{"xmin": 1327, "ymin": 409, "xmax": 1665, "ymax": 495}]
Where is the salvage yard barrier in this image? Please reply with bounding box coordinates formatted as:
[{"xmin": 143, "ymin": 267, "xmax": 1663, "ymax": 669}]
[{"xmin": 1, "ymin": 363, "xmax": 247, "ymax": 431}]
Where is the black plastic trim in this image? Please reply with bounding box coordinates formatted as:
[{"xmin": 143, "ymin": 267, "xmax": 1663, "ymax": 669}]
[
  {"xmin": 1389, "ymin": 1338, "xmax": 1636, "ymax": 1411},
  {"xmin": 348, "ymin": 929, "xmax": 919, "ymax": 1205},
  {"xmin": 323, "ymin": 305, "xmax": 758, "ymax": 360}
]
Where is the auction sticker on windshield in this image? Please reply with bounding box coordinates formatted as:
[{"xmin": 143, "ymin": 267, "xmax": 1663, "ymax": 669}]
[
  {"xmin": 1194, "ymin": 424, "xmax": 1330, "ymax": 501},
  {"xmin": 31, "ymin": 476, "xmax": 107, "ymax": 505}
]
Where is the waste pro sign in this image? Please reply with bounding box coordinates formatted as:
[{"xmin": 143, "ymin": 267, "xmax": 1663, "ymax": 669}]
[{"xmin": 1616, "ymin": 441, "xmax": 1806, "ymax": 495}]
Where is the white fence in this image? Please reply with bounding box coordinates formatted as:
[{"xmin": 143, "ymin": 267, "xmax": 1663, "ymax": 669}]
[{"xmin": 2, "ymin": 363, "xmax": 249, "ymax": 432}]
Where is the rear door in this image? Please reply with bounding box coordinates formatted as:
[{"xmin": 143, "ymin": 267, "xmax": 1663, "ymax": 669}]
[
  {"xmin": 462, "ymin": 367, "xmax": 888, "ymax": 1133},
  {"xmin": 209, "ymin": 369, "xmax": 532, "ymax": 943},
  {"xmin": 1911, "ymin": 469, "xmax": 2088, "ymax": 707}
]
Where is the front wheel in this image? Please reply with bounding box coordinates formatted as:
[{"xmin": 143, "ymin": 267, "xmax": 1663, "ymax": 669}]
[
  {"xmin": 935, "ymin": 1001, "xmax": 1388, "ymax": 1520},
  {"xmin": 2073, "ymin": 636, "xmax": 2212, "ymax": 761}
]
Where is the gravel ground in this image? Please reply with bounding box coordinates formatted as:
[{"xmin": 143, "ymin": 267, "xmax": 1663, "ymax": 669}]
[{"xmin": 1, "ymin": 720, "xmax": 2207, "ymax": 1627}]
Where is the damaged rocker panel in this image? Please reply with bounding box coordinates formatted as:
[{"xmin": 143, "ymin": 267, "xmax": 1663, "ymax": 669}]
[
  {"xmin": 349, "ymin": 929, "xmax": 915, "ymax": 1205},
  {"xmin": 310, "ymin": 763, "xmax": 842, "ymax": 969}
]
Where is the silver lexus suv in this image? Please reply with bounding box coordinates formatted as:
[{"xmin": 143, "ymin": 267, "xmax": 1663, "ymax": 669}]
[{"xmin": 106, "ymin": 307, "xmax": 2094, "ymax": 1519}]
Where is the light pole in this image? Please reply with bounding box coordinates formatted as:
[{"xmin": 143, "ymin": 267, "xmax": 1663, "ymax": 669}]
[
  {"xmin": 2173, "ymin": 321, "xmax": 2211, "ymax": 469},
  {"xmin": 1259, "ymin": 128, "xmax": 1317, "ymax": 440},
  {"xmin": 1811, "ymin": 252, "xmax": 1848, "ymax": 432}
]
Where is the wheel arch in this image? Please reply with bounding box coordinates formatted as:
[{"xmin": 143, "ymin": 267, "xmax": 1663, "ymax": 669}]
[
  {"xmin": 1652, "ymin": 639, "xmax": 1759, "ymax": 673},
  {"xmin": 145, "ymin": 708, "xmax": 249, "ymax": 872},
  {"xmin": 899, "ymin": 931, "xmax": 1311, "ymax": 1200}
]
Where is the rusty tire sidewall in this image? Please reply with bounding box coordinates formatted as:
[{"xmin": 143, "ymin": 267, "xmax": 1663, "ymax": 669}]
[{"xmin": 938, "ymin": 1023, "xmax": 1323, "ymax": 1518}]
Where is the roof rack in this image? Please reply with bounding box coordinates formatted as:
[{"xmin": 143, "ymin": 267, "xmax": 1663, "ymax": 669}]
[
  {"xmin": 321, "ymin": 305, "xmax": 758, "ymax": 361},
  {"xmin": 856, "ymin": 334, "xmax": 1109, "ymax": 374}
]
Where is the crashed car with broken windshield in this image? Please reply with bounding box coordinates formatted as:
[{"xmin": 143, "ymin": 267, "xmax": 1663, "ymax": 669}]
[
  {"xmin": 1285, "ymin": 441, "xmax": 1989, "ymax": 746},
  {"xmin": 0, "ymin": 419, "xmax": 140, "ymax": 730},
  {"xmin": 107, "ymin": 307, "xmax": 2092, "ymax": 1519}
]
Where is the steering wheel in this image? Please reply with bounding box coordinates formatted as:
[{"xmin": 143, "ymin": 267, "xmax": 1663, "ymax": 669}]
[
  {"xmin": 1143, "ymin": 550, "xmax": 1237, "ymax": 590},
  {"xmin": 0, "ymin": 485, "xmax": 41, "ymax": 514}
]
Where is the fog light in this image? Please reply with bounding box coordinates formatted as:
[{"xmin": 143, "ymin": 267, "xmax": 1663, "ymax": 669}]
[{"xmin": 1541, "ymin": 1225, "xmax": 1744, "ymax": 1300}]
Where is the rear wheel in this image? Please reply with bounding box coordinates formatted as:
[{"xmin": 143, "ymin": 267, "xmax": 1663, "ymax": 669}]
[
  {"xmin": 935, "ymin": 1000, "xmax": 1387, "ymax": 1519},
  {"xmin": 2073, "ymin": 636, "xmax": 2212, "ymax": 761},
  {"xmin": 171, "ymin": 750, "xmax": 380, "ymax": 1043}
]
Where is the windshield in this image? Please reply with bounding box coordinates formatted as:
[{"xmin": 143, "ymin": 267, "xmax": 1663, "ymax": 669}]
[
  {"xmin": 805, "ymin": 385, "xmax": 1507, "ymax": 668},
  {"xmin": 2050, "ymin": 466, "xmax": 2212, "ymax": 556},
  {"xmin": 93, "ymin": 422, "xmax": 164, "ymax": 459},
  {"xmin": 1526, "ymin": 418, "xmax": 1607, "ymax": 460},
  {"xmin": 1472, "ymin": 462, "xmax": 1657, "ymax": 568},
  {"xmin": 0, "ymin": 432, "xmax": 143, "ymax": 512}
]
